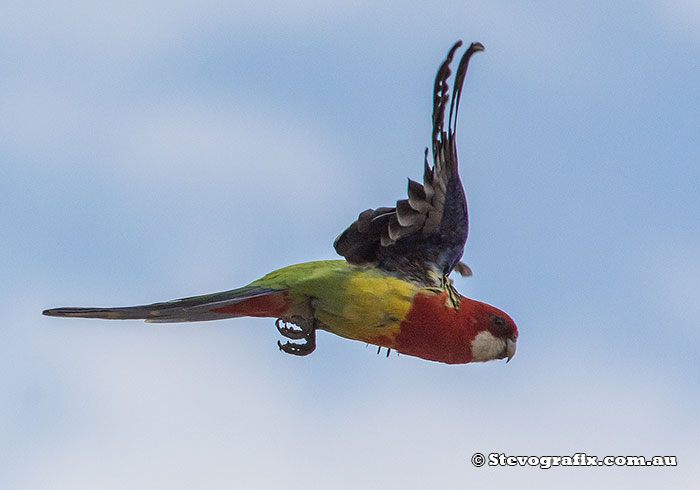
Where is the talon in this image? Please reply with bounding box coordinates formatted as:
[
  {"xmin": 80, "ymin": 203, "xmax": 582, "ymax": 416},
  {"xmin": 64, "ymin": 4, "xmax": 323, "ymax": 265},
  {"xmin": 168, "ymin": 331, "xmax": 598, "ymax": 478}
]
[
  {"xmin": 276, "ymin": 318, "xmax": 307, "ymax": 340},
  {"xmin": 275, "ymin": 300, "xmax": 318, "ymax": 357},
  {"xmin": 277, "ymin": 335, "xmax": 316, "ymax": 356}
]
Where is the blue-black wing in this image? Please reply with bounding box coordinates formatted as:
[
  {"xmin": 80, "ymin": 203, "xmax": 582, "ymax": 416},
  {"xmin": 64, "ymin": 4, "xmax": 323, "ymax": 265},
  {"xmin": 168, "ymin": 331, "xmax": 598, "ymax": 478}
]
[{"xmin": 334, "ymin": 41, "xmax": 483, "ymax": 282}]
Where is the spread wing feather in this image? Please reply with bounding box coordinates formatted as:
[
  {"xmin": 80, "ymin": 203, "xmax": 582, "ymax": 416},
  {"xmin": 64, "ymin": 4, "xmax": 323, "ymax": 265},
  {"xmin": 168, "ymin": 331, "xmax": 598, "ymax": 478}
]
[{"xmin": 334, "ymin": 41, "xmax": 484, "ymax": 280}]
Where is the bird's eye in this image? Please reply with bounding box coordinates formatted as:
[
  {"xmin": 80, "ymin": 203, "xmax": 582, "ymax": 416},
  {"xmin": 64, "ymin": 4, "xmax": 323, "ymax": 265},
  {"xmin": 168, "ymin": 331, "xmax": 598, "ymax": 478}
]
[{"xmin": 490, "ymin": 315, "xmax": 509, "ymax": 334}]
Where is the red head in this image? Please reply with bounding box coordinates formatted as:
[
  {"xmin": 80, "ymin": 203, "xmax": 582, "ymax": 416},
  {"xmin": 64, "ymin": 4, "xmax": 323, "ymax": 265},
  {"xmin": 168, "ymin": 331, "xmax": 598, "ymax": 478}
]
[
  {"xmin": 464, "ymin": 298, "xmax": 518, "ymax": 363},
  {"xmin": 394, "ymin": 292, "xmax": 518, "ymax": 364}
]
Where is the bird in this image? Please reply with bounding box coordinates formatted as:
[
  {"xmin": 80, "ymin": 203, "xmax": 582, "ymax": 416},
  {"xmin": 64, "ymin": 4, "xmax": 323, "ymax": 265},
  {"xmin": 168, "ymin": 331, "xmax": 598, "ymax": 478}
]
[{"xmin": 43, "ymin": 41, "xmax": 518, "ymax": 365}]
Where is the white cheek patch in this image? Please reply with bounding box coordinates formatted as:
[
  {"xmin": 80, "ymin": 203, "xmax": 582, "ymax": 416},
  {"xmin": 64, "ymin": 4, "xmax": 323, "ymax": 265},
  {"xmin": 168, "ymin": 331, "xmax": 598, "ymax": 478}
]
[{"xmin": 471, "ymin": 331, "xmax": 505, "ymax": 362}]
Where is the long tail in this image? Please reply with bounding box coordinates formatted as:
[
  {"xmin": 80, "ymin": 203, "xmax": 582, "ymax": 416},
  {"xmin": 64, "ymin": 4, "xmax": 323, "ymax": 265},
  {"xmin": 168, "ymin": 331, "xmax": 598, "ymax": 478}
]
[{"xmin": 42, "ymin": 286, "xmax": 290, "ymax": 323}]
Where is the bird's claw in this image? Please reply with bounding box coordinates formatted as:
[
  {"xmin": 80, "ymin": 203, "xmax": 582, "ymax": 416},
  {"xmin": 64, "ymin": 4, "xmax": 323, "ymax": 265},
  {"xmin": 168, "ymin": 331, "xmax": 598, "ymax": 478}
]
[
  {"xmin": 277, "ymin": 336, "xmax": 316, "ymax": 356},
  {"xmin": 275, "ymin": 318, "xmax": 308, "ymax": 340},
  {"xmin": 275, "ymin": 314, "xmax": 316, "ymax": 357}
]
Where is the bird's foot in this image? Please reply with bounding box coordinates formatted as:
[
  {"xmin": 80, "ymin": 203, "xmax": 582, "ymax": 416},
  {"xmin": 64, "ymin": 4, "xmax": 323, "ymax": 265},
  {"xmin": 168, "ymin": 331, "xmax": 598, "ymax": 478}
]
[
  {"xmin": 277, "ymin": 335, "xmax": 316, "ymax": 356},
  {"xmin": 275, "ymin": 315, "xmax": 316, "ymax": 357},
  {"xmin": 275, "ymin": 317, "xmax": 309, "ymax": 340}
]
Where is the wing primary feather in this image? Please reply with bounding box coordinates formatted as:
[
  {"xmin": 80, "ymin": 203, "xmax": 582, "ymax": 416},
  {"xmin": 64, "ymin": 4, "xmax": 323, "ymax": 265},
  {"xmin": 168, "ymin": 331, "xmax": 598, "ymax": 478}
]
[
  {"xmin": 432, "ymin": 41, "xmax": 462, "ymax": 157},
  {"xmin": 448, "ymin": 42, "xmax": 485, "ymax": 137},
  {"xmin": 333, "ymin": 41, "xmax": 483, "ymax": 280}
]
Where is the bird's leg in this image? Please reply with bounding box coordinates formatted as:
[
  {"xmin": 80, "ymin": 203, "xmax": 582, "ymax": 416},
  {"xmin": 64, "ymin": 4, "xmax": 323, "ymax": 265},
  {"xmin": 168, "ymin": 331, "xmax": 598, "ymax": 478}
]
[
  {"xmin": 276, "ymin": 301, "xmax": 317, "ymax": 356},
  {"xmin": 441, "ymin": 274, "xmax": 461, "ymax": 308}
]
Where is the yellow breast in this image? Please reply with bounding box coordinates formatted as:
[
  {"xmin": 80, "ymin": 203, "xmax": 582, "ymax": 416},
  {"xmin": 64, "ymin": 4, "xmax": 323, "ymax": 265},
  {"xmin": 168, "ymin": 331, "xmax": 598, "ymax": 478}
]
[{"xmin": 313, "ymin": 269, "xmax": 421, "ymax": 344}]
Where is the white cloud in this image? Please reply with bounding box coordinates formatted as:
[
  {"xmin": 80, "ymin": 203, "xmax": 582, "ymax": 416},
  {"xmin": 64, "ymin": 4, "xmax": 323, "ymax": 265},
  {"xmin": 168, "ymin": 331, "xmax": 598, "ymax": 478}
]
[
  {"xmin": 114, "ymin": 101, "xmax": 346, "ymax": 197},
  {"xmin": 0, "ymin": 76, "xmax": 354, "ymax": 259},
  {"xmin": 5, "ymin": 313, "xmax": 698, "ymax": 489},
  {"xmin": 0, "ymin": 0, "xmax": 367, "ymax": 62}
]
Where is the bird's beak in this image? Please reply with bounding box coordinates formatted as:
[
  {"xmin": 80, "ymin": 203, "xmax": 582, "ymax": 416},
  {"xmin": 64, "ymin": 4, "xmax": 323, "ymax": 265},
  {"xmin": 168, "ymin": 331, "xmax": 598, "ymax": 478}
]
[{"xmin": 504, "ymin": 337, "xmax": 517, "ymax": 363}]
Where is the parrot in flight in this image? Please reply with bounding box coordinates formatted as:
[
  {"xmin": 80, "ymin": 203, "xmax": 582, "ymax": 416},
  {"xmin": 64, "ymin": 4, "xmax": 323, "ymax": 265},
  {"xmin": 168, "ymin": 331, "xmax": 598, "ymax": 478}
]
[{"xmin": 44, "ymin": 41, "xmax": 518, "ymax": 365}]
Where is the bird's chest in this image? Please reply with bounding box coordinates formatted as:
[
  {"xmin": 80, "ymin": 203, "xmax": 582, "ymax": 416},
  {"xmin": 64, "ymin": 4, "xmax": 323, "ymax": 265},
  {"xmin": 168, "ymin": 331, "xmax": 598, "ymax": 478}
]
[
  {"xmin": 311, "ymin": 274, "xmax": 419, "ymax": 344},
  {"xmin": 393, "ymin": 292, "xmax": 471, "ymax": 364}
]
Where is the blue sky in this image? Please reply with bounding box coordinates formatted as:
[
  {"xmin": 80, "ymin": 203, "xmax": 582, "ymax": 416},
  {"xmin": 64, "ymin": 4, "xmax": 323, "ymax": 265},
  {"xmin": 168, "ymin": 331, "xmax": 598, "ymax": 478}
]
[{"xmin": 2, "ymin": 1, "xmax": 699, "ymax": 488}]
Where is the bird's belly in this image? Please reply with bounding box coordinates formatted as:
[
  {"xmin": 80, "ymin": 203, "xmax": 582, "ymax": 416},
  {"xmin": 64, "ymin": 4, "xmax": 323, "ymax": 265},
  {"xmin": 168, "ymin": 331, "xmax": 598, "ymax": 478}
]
[{"xmin": 312, "ymin": 272, "xmax": 420, "ymax": 346}]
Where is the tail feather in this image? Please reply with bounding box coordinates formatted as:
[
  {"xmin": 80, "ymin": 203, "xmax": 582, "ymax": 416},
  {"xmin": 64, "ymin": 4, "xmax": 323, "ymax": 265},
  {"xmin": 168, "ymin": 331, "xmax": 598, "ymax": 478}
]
[{"xmin": 42, "ymin": 286, "xmax": 289, "ymax": 323}]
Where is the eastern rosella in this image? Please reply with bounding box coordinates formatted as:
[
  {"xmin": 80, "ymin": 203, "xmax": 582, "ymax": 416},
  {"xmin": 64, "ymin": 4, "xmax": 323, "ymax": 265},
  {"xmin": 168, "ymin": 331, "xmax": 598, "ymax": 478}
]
[{"xmin": 44, "ymin": 41, "xmax": 518, "ymax": 365}]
